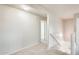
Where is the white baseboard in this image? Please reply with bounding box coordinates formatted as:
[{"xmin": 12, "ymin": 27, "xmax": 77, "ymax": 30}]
[{"xmin": 7, "ymin": 42, "xmax": 39, "ymax": 55}]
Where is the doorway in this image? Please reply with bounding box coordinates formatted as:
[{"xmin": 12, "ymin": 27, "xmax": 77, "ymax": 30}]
[
  {"xmin": 40, "ymin": 18, "xmax": 47, "ymax": 44},
  {"xmin": 63, "ymin": 19, "xmax": 74, "ymax": 54}
]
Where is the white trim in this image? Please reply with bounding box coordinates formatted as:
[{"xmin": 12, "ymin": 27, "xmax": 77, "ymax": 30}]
[{"xmin": 7, "ymin": 42, "xmax": 39, "ymax": 55}]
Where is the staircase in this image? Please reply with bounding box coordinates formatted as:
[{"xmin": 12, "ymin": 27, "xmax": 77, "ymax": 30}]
[{"xmin": 49, "ymin": 33, "xmax": 70, "ymax": 54}]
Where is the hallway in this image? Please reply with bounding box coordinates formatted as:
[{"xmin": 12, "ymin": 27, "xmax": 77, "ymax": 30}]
[
  {"xmin": 0, "ymin": 4, "xmax": 79, "ymax": 55},
  {"xmin": 12, "ymin": 43, "xmax": 68, "ymax": 55}
]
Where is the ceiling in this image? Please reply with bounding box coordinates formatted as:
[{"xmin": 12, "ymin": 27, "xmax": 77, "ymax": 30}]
[
  {"xmin": 42, "ymin": 4, "xmax": 79, "ymax": 19},
  {"xmin": 8, "ymin": 4, "xmax": 79, "ymax": 20},
  {"xmin": 8, "ymin": 4, "xmax": 47, "ymax": 17}
]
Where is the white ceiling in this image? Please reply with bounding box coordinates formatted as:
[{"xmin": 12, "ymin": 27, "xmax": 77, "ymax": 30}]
[
  {"xmin": 8, "ymin": 4, "xmax": 79, "ymax": 19},
  {"xmin": 42, "ymin": 4, "xmax": 79, "ymax": 19},
  {"xmin": 8, "ymin": 4, "xmax": 47, "ymax": 17}
]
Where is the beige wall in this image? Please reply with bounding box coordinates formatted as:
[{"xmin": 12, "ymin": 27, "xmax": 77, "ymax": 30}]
[{"xmin": 63, "ymin": 19, "xmax": 74, "ymax": 41}]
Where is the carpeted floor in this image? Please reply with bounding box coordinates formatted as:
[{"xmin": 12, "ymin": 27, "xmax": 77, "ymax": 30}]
[{"xmin": 12, "ymin": 43, "xmax": 68, "ymax": 55}]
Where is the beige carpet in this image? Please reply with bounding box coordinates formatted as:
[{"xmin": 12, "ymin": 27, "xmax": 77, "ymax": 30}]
[{"xmin": 12, "ymin": 43, "xmax": 68, "ymax": 55}]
